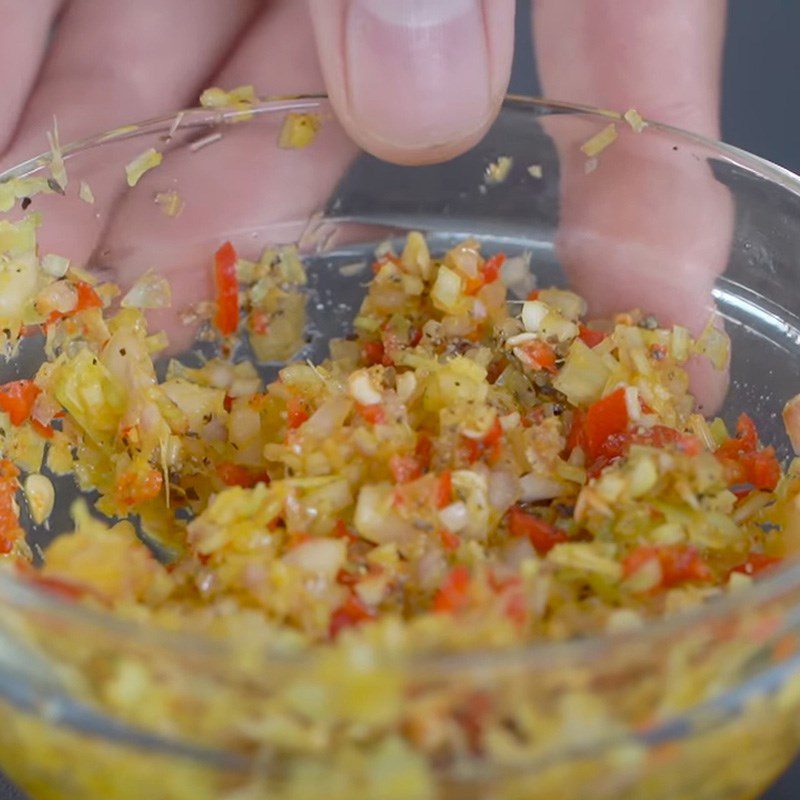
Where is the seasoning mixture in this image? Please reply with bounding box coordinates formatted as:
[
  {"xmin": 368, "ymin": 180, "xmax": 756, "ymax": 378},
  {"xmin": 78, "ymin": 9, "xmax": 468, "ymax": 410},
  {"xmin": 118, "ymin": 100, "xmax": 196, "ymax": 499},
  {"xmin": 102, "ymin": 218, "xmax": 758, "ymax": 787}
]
[{"xmin": 0, "ymin": 218, "xmax": 796, "ymax": 653}]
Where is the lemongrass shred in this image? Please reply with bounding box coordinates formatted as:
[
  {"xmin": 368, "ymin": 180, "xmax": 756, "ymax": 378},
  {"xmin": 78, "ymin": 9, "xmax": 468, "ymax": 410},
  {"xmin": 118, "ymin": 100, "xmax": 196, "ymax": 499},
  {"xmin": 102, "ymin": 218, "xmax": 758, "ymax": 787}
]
[
  {"xmin": 278, "ymin": 113, "xmax": 321, "ymax": 150},
  {"xmin": 79, "ymin": 181, "xmax": 95, "ymax": 205},
  {"xmin": 189, "ymin": 132, "xmax": 223, "ymax": 153},
  {"xmin": 527, "ymin": 164, "xmax": 543, "ymax": 179},
  {"xmin": 200, "ymin": 85, "xmax": 257, "ymax": 110},
  {"xmin": 125, "ymin": 148, "xmax": 163, "ymax": 187},
  {"xmin": 485, "ymin": 156, "xmax": 513, "ymax": 185},
  {"xmin": 46, "ymin": 117, "xmax": 68, "ymax": 191},
  {"xmin": 623, "ymin": 108, "xmax": 647, "ymax": 133},
  {"xmin": 580, "ymin": 123, "xmax": 618, "ymax": 158}
]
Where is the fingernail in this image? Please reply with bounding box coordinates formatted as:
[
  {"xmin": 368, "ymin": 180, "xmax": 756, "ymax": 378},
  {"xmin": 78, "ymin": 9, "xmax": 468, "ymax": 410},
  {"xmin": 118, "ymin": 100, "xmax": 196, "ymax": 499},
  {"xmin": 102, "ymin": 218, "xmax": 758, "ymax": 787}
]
[{"xmin": 345, "ymin": 0, "xmax": 493, "ymax": 149}]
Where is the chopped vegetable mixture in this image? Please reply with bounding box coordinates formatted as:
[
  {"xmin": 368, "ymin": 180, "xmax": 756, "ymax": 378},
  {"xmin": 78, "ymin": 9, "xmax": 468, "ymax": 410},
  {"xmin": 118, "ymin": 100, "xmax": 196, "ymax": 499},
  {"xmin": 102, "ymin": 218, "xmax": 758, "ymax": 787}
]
[{"xmin": 0, "ymin": 222, "xmax": 797, "ymax": 653}]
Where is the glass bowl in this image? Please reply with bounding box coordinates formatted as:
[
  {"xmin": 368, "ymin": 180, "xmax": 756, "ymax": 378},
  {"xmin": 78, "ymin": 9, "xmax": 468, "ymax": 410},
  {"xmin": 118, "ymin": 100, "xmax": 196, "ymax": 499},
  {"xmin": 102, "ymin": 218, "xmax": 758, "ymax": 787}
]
[{"xmin": 0, "ymin": 96, "xmax": 799, "ymax": 800}]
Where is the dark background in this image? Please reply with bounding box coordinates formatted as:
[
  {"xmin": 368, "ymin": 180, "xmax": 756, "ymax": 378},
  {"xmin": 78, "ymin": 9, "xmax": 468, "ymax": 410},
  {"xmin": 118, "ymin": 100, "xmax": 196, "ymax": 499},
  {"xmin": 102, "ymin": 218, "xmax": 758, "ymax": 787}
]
[{"xmin": 2, "ymin": 1, "xmax": 800, "ymax": 798}]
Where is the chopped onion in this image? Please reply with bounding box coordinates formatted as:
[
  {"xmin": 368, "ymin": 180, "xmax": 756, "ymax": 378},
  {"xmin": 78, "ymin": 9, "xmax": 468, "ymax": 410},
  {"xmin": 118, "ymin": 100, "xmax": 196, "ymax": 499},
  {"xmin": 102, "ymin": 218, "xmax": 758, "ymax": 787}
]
[
  {"xmin": 283, "ymin": 538, "xmax": 345, "ymax": 581},
  {"xmin": 36, "ymin": 280, "xmax": 77, "ymax": 316},
  {"xmin": 121, "ymin": 270, "xmax": 172, "ymax": 309},
  {"xmin": 416, "ymin": 548, "xmax": 447, "ymax": 591},
  {"xmin": 304, "ymin": 396, "xmax": 352, "ymax": 439},
  {"xmin": 522, "ymin": 300, "xmax": 548, "ymax": 332},
  {"xmin": 503, "ymin": 537, "xmax": 536, "ymax": 568},
  {"xmin": 624, "ymin": 386, "xmax": 641, "ymax": 423},
  {"xmin": 553, "ymin": 340, "xmax": 611, "ymax": 406},
  {"xmin": 537, "ymin": 289, "xmax": 587, "ymax": 322},
  {"xmin": 438, "ymin": 501, "xmax": 469, "ymax": 533},
  {"xmin": 431, "ymin": 265, "xmax": 463, "ymax": 313},
  {"xmin": 354, "ymin": 484, "xmax": 416, "ymax": 544},
  {"xmin": 506, "ymin": 332, "xmax": 538, "ymax": 348},
  {"xmin": 519, "ymin": 472, "xmax": 566, "ymax": 502},
  {"xmin": 347, "ymin": 370, "xmax": 382, "ymax": 406},
  {"xmin": 229, "ymin": 404, "xmax": 261, "ymax": 446},
  {"xmin": 488, "ymin": 469, "xmax": 520, "ymax": 511},
  {"xmin": 41, "ymin": 253, "xmax": 70, "ymax": 278},
  {"xmin": 396, "ymin": 371, "xmax": 417, "ymax": 403},
  {"xmin": 501, "ymin": 252, "xmax": 534, "ymax": 299},
  {"xmin": 24, "ymin": 474, "xmax": 55, "ymax": 525}
]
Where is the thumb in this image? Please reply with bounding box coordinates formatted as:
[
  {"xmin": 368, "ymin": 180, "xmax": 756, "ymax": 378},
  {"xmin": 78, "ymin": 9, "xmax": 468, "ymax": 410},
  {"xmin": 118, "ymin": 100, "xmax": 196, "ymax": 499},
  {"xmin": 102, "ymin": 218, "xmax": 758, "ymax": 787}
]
[{"xmin": 309, "ymin": 0, "xmax": 515, "ymax": 164}]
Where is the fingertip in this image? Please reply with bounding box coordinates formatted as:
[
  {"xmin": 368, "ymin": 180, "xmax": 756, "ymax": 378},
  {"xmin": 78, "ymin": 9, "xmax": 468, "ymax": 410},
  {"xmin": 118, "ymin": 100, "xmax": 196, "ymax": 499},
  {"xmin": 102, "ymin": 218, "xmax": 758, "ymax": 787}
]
[{"xmin": 310, "ymin": 0, "xmax": 513, "ymax": 163}]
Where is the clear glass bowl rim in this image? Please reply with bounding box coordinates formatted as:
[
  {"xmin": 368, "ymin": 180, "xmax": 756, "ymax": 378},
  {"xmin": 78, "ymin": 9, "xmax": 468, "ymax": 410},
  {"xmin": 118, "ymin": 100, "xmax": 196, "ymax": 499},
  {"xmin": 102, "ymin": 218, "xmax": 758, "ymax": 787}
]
[{"xmin": 1, "ymin": 93, "xmax": 800, "ymax": 673}]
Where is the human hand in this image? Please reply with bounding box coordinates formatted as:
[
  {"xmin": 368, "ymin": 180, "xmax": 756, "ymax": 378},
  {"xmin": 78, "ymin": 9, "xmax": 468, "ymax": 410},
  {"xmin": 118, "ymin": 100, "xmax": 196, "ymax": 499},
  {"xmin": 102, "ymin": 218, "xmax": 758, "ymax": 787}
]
[{"xmin": 3, "ymin": 0, "xmax": 731, "ymax": 409}]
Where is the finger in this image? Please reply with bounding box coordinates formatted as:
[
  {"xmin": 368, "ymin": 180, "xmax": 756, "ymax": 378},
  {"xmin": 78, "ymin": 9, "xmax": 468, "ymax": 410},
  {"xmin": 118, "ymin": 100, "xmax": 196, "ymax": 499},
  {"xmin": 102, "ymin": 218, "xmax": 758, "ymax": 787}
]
[
  {"xmin": 533, "ymin": 0, "xmax": 731, "ymax": 412},
  {"xmin": 0, "ymin": 0, "xmax": 63, "ymax": 153},
  {"xmin": 533, "ymin": 0, "xmax": 727, "ymax": 137},
  {"xmin": 309, "ymin": 0, "xmax": 516, "ymax": 164},
  {"xmin": 94, "ymin": 1, "xmax": 358, "ymax": 351},
  {"xmin": 214, "ymin": 0, "xmax": 325, "ymax": 93},
  {"xmin": 8, "ymin": 0, "xmax": 261, "ymax": 153},
  {"xmin": 2, "ymin": 0, "xmax": 260, "ymax": 266}
]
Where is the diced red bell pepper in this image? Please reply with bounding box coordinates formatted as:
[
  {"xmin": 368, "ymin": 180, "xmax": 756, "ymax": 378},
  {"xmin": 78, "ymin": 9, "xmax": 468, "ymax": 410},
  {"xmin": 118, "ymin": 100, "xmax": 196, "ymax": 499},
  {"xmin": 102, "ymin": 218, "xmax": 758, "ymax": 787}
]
[
  {"xmin": 584, "ymin": 388, "xmax": 629, "ymax": 461},
  {"xmin": 216, "ymin": 461, "xmax": 270, "ymax": 488},
  {"xmin": 47, "ymin": 281, "xmax": 103, "ymax": 326},
  {"xmin": 730, "ymin": 553, "xmax": 782, "ymax": 578},
  {"xmin": 507, "ymin": 506, "xmax": 569, "ymax": 555},
  {"xmin": 415, "ymin": 434, "xmax": 434, "ymax": 470},
  {"xmin": 0, "ymin": 380, "xmax": 40, "ymax": 426},
  {"xmin": 435, "ymin": 470, "xmax": 452, "ymax": 509},
  {"xmin": 0, "ymin": 460, "xmax": 21, "ymax": 554},
  {"xmin": 623, "ymin": 545, "xmax": 712, "ymax": 590},
  {"xmin": 333, "ymin": 519, "xmax": 359, "ymax": 543},
  {"xmin": 30, "ymin": 419, "xmax": 55, "ymax": 439},
  {"xmin": 389, "ymin": 454, "xmax": 422, "ymax": 484},
  {"xmin": 739, "ymin": 447, "xmax": 781, "ymax": 491},
  {"xmin": 286, "ymin": 395, "xmax": 310, "ymax": 429},
  {"xmin": 115, "ymin": 466, "xmax": 163, "ymax": 508},
  {"xmin": 356, "ymin": 403, "xmax": 386, "ymax": 425},
  {"xmin": 439, "ymin": 528, "xmax": 460, "ymax": 553},
  {"xmin": 578, "ymin": 324, "xmax": 607, "ymax": 348},
  {"xmin": 716, "ymin": 413, "xmax": 760, "ymax": 459},
  {"xmin": 715, "ymin": 413, "xmax": 781, "ymax": 492},
  {"xmin": 464, "ymin": 253, "xmax": 506, "ymax": 295},
  {"xmin": 480, "ymin": 253, "xmax": 505, "ymax": 285},
  {"xmin": 329, "ymin": 593, "xmax": 375, "ymax": 638},
  {"xmin": 362, "ymin": 340, "xmax": 386, "ymax": 367},
  {"xmin": 285, "ymin": 532, "xmax": 312, "ymax": 550},
  {"xmin": 433, "ymin": 565, "xmax": 471, "ymax": 613},
  {"xmin": 486, "ymin": 356, "xmax": 508, "ymax": 385},
  {"xmin": 213, "ymin": 241, "xmax": 239, "ymax": 336},
  {"xmin": 462, "ymin": 417, "xmax": 503, "ymax": 464},
  {"xmin": 519, "ymin": 340, "xmax": 557, "ymax": 373}
]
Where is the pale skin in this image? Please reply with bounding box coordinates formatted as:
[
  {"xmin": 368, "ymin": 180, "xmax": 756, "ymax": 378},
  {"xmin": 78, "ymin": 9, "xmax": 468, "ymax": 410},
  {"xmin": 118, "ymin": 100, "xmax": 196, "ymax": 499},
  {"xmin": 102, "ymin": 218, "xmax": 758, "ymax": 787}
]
[
  {"xmin": 0, "ymin": 0, "xmax": 730, "ymax": 407},
  {"xmin": 0, "ymin": 0, "xmax": 726, "ymax": 165}
]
